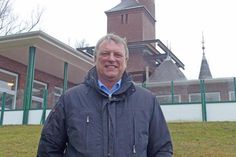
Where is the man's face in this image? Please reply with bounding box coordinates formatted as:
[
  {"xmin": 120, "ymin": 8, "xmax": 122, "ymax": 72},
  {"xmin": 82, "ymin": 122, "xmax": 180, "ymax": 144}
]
[{"xmin": 95, "ymin": 40, "xmax": 127, "ymax": 83}]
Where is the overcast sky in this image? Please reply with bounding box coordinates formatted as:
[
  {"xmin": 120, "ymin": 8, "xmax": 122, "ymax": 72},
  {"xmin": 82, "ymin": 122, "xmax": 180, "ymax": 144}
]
[{"xmin": 13, "ymin": 0, "xmax": 236, "ymax": 80}]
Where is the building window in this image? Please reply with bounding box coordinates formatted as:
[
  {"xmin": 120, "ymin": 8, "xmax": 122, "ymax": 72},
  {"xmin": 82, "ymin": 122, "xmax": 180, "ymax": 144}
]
[
  {"xmin": 229, "ymin": 91, "xmax": 235, "ymax": 101},
  {"xmin": 121, "ymin": 14, "xmax": 124, "ymax": 24},
  {"xmin": 157, "ymin": 95, "xmax": 180, "ymax": 104},
  {"xmin": 121, "ymin": 14, "xmax": 128, "ymax": 24},
  {"xmin": 125, "ymin": 14, "xmax": 128, "ymax": 24},
  {"xmin": 31, "ymin": 80, "xmax": 47, "ymax": 109},
  {"xmin": 53, "ymin": 86, "xmax": 63, "ymax": 105},
  {"xmin": 189, "ymin": 93, "xmax": 201, "ymax": 103},
  {"xmin": 0, "ymin": 68, "xmax": 18, "ymax": 110},
  {"xmin": 205, "ymin": 92, "xmax": 220, "ymax": 102},
  {"xmin": 189, "ymin": 92, "xmax": 220, "ymax": 103}
]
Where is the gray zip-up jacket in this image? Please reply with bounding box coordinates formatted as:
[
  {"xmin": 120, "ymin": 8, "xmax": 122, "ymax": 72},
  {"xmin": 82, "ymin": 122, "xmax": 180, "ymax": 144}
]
[{"xmin": 37, "ymin": 67, "xmax": 173, "ymax": 157}]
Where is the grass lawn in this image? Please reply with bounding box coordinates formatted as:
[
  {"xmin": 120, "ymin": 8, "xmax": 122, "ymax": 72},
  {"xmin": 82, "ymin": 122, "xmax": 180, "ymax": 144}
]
[
  {"xmin": 0, "ymin": 125, "xmax": 42, "ymax": 157},
  {"xmin": 0, "ymin": 122, "xmax": 236, "ymax": 157},
  {"xmin": 169, "ymin": 122, "xmax": 236, "ymax": 157}
]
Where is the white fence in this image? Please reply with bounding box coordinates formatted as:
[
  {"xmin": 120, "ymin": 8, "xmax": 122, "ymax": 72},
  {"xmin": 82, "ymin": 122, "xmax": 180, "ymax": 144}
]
[
  {"xmin": 1, "ymin": 110, "xmax": 51, "ymax": 125},
  {"xmin": 161, "ymin": 103, "xmax": 203, "ymax": 122},
  {"xmin": 161, "ymin": 102, "xmax": 236, "ymax": 122},
  {"xmin": 1, "ymin": 102, "xmax": 236, "ymax": 125}
]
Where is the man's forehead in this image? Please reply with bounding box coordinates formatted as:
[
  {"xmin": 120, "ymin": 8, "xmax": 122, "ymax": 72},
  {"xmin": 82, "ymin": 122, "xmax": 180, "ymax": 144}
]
[
  {"xmin": 102, "ymin": 39, "xmax": 117, "ymax": 44},
  {"xmin": 99, "ymin": 40, "xmax": 124, "ymax": 48}
]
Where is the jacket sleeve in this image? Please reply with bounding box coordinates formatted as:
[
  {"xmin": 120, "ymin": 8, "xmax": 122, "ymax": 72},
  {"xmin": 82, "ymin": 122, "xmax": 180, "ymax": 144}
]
[
  {"xmin": 37, "ymin": 95, "xmax": 67, "ymax": 157},
  {"xmin": 147, "ymin": 97, "xmax": 173, "ymax": 157}
]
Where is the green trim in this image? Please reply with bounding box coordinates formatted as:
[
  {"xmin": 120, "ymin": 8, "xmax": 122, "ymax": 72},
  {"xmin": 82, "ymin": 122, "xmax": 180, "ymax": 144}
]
[
  {"xmin": 200, "ymin": 80, "xmax": 207, "ymax": 122},
  {"xmin": 159, "ymin": 100, "xmax": 236, "ymax": 105},
  {"xmin": 41, "ymin": 89, "xmax": 48, "ymax": 125},
  {"xmin": 203, "ymin": 80, "xmax": 207, "ymax": 121},
  {"xmin": 63, "ymin": 62, "xmax": 68, "ymax": 93},
  {"xmin": 22, "ymin": 46, "xmax": 36, "ymax": 125},
  {"xmin": 0, "ymin": 92, "xmax": 6, "ymax": 126},
  {"xmin": 142, "ymin": 81, "xmax": 147, "ymax": 88},
  {"xmin": 200, "ymin": 80, "xmax": 203, "ymax": 120},
  {"xmin": 160, "ymin": 102, "xmax": 201, "ymax": 105},
  {"xmin": 233, "ymin": 77, "xmax": 236, "ymax": 101},
  {"xmin": 171, "ymin": 81, "xmax": 174, "ymax": 103}
]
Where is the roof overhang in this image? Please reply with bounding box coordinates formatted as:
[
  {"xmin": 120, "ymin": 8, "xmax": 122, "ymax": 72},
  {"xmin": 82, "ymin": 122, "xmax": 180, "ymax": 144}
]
[{"xmin": 0, "ymin": 31, "xmax": 94, "ymax": 84}]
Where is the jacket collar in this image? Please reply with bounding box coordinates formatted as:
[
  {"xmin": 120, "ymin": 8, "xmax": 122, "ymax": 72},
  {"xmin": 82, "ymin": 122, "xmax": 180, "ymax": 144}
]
[{"xmin": 84, "ymin": 66, "xmax": 136, "ymax": 97}]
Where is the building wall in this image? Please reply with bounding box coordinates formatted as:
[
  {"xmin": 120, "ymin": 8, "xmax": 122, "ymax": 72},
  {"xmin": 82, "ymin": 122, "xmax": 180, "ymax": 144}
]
[
  {"xmin": 107, "ymin": 8, "xmax": 155, "ymax": 42},
  {"xmin": 127, "ymin": 51, "xmax": 146, "ymax": 72},
  {"xmin": 147, "ymin": 81, "xmax": 233, "ymax": 102},
  {"xmin": 107, "ymin": 9, "xmax": 143, "ymax": 42},
  {"xmin": 138, "ymin": 0, "xmax": 155, "ymax": 18},
  {"xmin": 0, "ymin": 55, "xmax": 74, "ymax": 109},
  {"xmin": 142, "ymin": 11, "xmax": 156, "ymax": 40}
]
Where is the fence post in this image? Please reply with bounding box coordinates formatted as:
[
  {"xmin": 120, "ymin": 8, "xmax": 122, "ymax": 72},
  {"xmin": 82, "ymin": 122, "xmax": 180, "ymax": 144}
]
[
  {"xmin": 142, "ymin": 81, "xmax": 147, "ymax": 89},
  {"xmin": 200, "ymin": 80, "xmax": 207, "ymax": 122},
  {"xmin": 0, "ymin": 92, "xmax": 6, "ymax": 126},
  {"xmin": 63, "ymin": 62, "xmax": 68, "ymax": 94},
  {"xmin": 233, "ymin": 77, "xmax": 236, "ymax": 101},
  {"xmin": 171, "ymin": 81, "xmax": 174, "ymax": 103},
  {"xmin": 40, "ymin": 89, "xmax": 48, "ymax": 125},
  {"xmin": 22, "ymin": 46, "xmax": 36, "ymax": 125}
]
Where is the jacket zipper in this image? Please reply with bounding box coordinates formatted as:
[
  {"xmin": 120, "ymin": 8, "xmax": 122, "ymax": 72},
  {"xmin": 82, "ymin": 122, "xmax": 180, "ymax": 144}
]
[
  {"xmin": 132, "ymin": 112, "xmax": 137, "ymax": 156},
  {"xmin": 86, "ymin": 115, "xmax": 90, "ymax": 152},
  {"xmin": 107, "ymin": 95, "xmax": 112, "ymax": 157}
]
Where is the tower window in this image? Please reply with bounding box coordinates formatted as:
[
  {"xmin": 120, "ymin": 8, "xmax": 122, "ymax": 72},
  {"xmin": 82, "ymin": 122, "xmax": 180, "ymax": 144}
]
[
  {"xmin": 125, "ymin": 14, "xmax": 128, "ymax": 24},
  {"xmin": 121, "ymin": 14, "xmax": 124, "ymax": 24},
  {"xmin": 121, "ymin": 14, "xmax": 128, "ymax": 24}
]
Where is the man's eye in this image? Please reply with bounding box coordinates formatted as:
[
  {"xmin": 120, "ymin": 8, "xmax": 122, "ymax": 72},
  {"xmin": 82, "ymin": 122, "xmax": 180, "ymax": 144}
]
[
  {"xmin": 114, "ymin": 53, "xmax": 123, "ymax": 58},
  {"xmin": 100, "ymin": 52, "xmax": 109, "ymax": 56},
  {"xmin": 99, "ymin": 52, "xmax": 124, "ymax": 58}
]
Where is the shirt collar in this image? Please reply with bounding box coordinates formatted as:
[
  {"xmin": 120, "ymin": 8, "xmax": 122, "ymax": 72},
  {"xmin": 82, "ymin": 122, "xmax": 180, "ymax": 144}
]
[{"xmin": 98, "ymin": 80, "xmax": 121, "ymax": 96}]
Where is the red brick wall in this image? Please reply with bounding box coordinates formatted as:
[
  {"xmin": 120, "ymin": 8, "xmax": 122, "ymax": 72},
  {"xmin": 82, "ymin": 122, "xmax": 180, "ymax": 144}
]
[
  {"xmin": 107, "ymin": 7, "xmax": 155, "ymax": 42},
  {"xmin": 147, "ymin": 82, "xmax": 233, "ymax": 102},
  {"xmin": 0, "ymin": 55, "xmax": 75, "ymax": 109},
  {"xmin": 138, "ymin": 0, "xmax": 155, "ymax": 18},
  {"xmin": 142, "ymin": 12, "xmax": 156, "ymax": 40},
  {"xmin": 0, "ymin": 55, "xmax": 27, "ymax": 109},
  {"xmin": 107, "ymin": 9, "xmax": 143, "ymax": 42}
]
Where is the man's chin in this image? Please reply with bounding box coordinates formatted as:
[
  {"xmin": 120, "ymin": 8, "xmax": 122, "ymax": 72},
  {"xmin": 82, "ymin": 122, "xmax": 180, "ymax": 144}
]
[{"xmin": 105, "ymin": 73, "xmax": 119, "ymax": 80}]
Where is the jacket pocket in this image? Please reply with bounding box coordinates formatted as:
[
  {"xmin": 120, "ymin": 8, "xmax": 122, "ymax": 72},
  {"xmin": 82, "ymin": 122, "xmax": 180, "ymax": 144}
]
[
  {"xmin": 133, "ymin": 109, "xmax": 149, "ymax": 155},
  {"xmin": 67, "ymin": 112, "xmax": 92, "ymax": 153}
]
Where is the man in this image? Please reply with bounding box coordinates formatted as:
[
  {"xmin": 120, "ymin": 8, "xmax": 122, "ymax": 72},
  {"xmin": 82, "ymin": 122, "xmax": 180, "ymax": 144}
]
[{"xmin": 37, "ymin": 34, "xmax": 173, "ymax": 156}]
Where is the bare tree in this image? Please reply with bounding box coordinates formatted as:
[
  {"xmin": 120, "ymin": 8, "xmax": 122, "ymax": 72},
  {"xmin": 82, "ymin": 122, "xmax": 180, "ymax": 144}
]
[
  {"xmin": 0, "ymin": 0, "xmax": 44, "ymax": 36},
  {"xmin": 75, "ymin": 38, "xmax": 89, "ymax": 48}
]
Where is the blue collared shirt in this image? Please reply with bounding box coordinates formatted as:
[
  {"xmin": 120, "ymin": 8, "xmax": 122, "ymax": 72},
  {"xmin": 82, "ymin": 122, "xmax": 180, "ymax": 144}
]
[{"xmin": 98, "ymin": 80, "xmax": 121, "ymax": 97}]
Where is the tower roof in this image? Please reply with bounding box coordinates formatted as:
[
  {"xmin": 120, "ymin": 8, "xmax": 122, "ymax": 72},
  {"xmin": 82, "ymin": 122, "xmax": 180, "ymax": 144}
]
[
  {"xmin": 106, "ymin": 0, "xmax": 142, "ymax": 13},
  {"xmin": 198, "ymin": 53, "xmax": 212, "ymax": 79},
  {"xmin": 198, "ymin": 33, "xmax": 212, "ymax": 79},
  {"xmin": 148, "ymin": 58, "xmax": 187, "ymax": 82}
]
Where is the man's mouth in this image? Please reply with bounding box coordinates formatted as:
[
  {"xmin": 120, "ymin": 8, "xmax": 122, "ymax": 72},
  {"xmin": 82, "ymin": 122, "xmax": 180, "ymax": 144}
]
[{"xmin": 105, "ymin": 65, "xmax": 117, "ymax": 68}]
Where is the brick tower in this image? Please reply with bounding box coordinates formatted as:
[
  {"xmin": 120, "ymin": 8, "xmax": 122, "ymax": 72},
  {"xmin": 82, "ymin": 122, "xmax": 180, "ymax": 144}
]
[{"xmin": 105, "ymin": 0, "xmax": 156, "ymax": 42}]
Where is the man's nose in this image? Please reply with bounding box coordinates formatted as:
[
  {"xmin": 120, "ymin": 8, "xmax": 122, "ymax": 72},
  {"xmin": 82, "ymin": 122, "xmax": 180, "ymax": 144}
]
[{"xmin": 108, "ymin": 53, "xmax": 115, "ymax": 60}]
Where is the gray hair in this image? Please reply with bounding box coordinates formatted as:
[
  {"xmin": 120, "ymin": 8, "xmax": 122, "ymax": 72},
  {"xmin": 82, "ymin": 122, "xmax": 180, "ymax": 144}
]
[{"xmin": 94, "ymin": 33, "xmax": 129, "ymax": 60}]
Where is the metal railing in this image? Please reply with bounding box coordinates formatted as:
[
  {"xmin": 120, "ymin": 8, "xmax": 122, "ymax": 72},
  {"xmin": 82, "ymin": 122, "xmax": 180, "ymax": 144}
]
[{"xmin": 1, "ymin": 77, "xmax": 236, "ymax": 125}]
